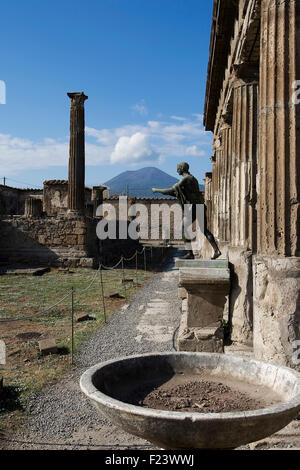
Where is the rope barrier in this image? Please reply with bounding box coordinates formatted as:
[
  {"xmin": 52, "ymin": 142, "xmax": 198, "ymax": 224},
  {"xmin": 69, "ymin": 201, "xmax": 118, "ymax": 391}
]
[
  {"xmin": 0, "ymin": 290, "xmax": 72, "ymax": 323},
  {"xmin": 100, "ymin": 258, "xmax": 123, "ymax": 270},
  {"xmin": 123, "ymin": 252, "xmax": 138, "ymax": 262},
  {"xmin": 0, "ymin": 243, "xmax": 170, "ymax": 375},
  {"xmin": 0, "ymin": 245, "xmax": 168, "ymax": 327},
  {"xmin": 74, "ymin": 265, "xmax": 101, "ymax": 294}
]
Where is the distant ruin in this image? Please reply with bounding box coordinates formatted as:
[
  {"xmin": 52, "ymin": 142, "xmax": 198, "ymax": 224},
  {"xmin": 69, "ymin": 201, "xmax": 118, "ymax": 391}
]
[{"xmin": 0, "ymin": 93, "xmax": 185, "ymax": 268}]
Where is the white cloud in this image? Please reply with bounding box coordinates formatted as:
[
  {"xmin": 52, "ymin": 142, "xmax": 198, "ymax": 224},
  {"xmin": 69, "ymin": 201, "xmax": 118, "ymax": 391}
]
[
  {"xmin": 0, "ymin": 133, "xmax": 109, "ymax": 175},
  {"xmin": 0, "ymin": 133, "xmax": 68, "ymax": 174},
  {"xmin": 0, "ymin": 114, "xmax": 211, "ymax": 175},
  {"xmin": 131, "ymin": 99, "xmax": 148, "ymax": 116},
  {"xmin": 111, "ymin": 132, "xmax": 158, "ymax": 164},
  {"xmin": 193, "ymin": 113, "xmax": 204, "ymax": 121},
  {"xmin": 170, "ymin": 116, "xmax": 187, "ymax": 121},
  {"xmin": 185, "ymin": 145, "xmax": 205, "ymax": 157}
]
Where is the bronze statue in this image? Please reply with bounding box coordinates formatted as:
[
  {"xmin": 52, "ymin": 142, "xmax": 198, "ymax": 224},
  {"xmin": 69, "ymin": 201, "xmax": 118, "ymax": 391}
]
[{"xmin": 152, "ymin": 162, "xmax": 221, "ymax": 260}]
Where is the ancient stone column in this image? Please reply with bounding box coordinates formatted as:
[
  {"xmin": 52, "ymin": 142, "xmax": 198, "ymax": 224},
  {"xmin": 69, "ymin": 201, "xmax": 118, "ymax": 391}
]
[
  {"xmin": 24, "ymin": 198, "xmax": 43, "ymax": 218},
  {"xmin": 67, "ymin": 92, "xmax": 88, "ymax": 215},
  {"xmin": 254, "ymin": 0, "xmax": 300, "ymax": 369},
  {"xmin": 210, "ymin": 154, "xmax": 218, "ymax": 239},
  {"xmin": 231, "ymin": 79, "xmax": 258, "ymax": 250},
  {"xmin": 257, "ymin": 0, "xmax": 300, "ymax": 256},
  {"xmin": 92, "ymin": 186, "xmax": 105, "ymax": 217},
  {"xmin": 204, "ymin": 172, "xmax": 212, "ymax": 230},
  {"xmin": 225, "ymin": 78, "xmax": 258, "ymax": 346},
  {"xmin": 258, "ymin": 0, "xmax": 300, "ymax": 257},
  {"xmin": 219, "ymin": 124, "xmax": 232, "ymax": 243}
]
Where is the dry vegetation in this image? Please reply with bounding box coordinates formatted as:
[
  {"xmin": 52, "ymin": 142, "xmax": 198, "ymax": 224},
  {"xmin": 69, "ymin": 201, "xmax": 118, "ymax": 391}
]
[{"xmin": 0, "ymin": 264, "xmax": 154, "ymax": 432}]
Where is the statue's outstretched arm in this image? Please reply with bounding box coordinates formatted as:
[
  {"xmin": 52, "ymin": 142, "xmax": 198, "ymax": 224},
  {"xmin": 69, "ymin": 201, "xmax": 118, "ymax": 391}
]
[{"xmin": 152, "ymin": 187, "xmax": 176, "ymax": 197}]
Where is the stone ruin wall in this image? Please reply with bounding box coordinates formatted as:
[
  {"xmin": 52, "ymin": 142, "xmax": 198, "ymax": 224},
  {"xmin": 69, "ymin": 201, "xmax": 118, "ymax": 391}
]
[
  {"xmin": 0, "ymin": 215, "xmax": 96, "ymax": 268},
  {"xmin": 0, "ymin": 185, "xmax": 43, "ymax": 216},
  {"xmin": 43, "ymin": 180, "xmax": 96, "ymax": 216},
  {"xmin": 43, "ymin": 181, "xmax": 69, "ymax": 216},
  {"xmin": 203, "ymin": 0, "xmax": 300, "ymax": 369},
  {"xmin": 105, "ymin": 197, "xmax": 187, "ymax": 244},
  {"xmin": 0, "ymin": 186, "xmax": 184, "ymax": 269}
]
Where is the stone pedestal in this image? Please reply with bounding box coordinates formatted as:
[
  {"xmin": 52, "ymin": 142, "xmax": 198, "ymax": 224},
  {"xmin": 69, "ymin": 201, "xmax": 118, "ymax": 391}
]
[{"xmin": 176, "ymin": 259, "xmax": 230, "ymax": 352}]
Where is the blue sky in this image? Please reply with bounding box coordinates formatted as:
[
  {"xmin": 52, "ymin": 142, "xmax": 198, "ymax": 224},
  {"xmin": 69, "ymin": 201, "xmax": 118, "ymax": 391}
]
[{"xmin": 0, "ymin": 0, "xmax": 214, "ymax": 189}]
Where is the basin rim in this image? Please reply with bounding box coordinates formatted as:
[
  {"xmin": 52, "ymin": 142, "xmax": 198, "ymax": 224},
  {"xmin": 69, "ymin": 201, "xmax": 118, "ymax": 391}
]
[{"xmin": 80, "ymin": 352, "xmax": 300, "ymax": 421}]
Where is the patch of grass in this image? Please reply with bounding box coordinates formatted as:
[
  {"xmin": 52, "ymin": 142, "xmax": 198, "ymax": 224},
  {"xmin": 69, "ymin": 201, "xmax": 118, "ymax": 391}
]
[{"xmin": 0, "ymin": 265, "xmax": 154, "ymax": 436}]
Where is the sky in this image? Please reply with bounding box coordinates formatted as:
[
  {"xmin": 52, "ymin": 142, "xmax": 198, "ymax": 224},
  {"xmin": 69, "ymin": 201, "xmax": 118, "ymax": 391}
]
[{"xmin": 0, "ymin": 0, "xmax": 214, "ymax": 190}]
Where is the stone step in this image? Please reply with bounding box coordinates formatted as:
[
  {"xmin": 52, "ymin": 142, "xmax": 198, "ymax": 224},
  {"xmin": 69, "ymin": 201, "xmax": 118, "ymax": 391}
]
[{"xmin": 175, "ymin": 259, "xmax": 229, "ymax": 269}]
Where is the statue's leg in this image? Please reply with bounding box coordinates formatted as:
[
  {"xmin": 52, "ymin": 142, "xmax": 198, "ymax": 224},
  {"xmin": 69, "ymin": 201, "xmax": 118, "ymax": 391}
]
[
  {"xmin": 181, "ymin": 204, "xmax": 195, "ymax": 259},
  {"xmin": 204, "ymin": 206, "xmax": 221, "ymax": 260}
]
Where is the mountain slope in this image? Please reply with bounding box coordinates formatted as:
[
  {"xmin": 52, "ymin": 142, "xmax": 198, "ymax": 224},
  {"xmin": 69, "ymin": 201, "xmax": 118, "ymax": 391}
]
[
  {"xmin": 104, "ymin": 167, "xmax": 179, "ymax": 198},
  {"xmin": 104, "ymin": 167, "xmax": 205, "ymax": 198}
]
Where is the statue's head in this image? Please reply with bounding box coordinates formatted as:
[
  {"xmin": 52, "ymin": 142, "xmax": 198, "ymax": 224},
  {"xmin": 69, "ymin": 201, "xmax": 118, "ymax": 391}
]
[{"xmin": 177, "ymin": 162, "xmax": 189, "ymax": 175}]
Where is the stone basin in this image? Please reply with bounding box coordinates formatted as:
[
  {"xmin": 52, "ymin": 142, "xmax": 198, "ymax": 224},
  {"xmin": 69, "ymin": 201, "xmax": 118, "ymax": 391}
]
[{"xmin": 80, "ymin": 352, "xmax": 300, "ymax": 449}]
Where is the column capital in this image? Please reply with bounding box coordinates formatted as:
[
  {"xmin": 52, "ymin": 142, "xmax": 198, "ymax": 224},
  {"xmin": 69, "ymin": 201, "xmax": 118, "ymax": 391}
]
[
  {"xmin": 232, "ymin": 63, "xmax": 259, "ymax": 85},
  {"xmin": 67, "ymin": 92, "xmax": 88, "ymax": 107}
]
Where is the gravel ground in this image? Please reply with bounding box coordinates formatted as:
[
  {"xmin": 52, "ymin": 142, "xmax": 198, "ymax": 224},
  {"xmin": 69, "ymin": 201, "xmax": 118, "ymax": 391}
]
[
  {"xmin": 2, "ymin": 249, "xmax": 183, "ymax": 450},
  {"xmin": 2, "ymin": 248, "xmax": 299, "ymax": 451}
]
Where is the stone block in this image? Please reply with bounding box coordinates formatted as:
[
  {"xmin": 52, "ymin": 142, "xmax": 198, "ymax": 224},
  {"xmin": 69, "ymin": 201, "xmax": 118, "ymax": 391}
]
[
  {"xmin": 38, "ymin": 338, "xmax": 58, "ymax": 355},
  {"xmin": 177, "ymin": 311, "xmax": 224, "ymax": 353},
  {"xmin": 74, "ymin": 228, "xmax": 87, "ymax": 235},
  {"xmin": 178, "ymin": 262, "xmax": 230, "ymax": 329},
  {"xmin": 253, "ymin": 256, "xmax": 300, "ymax": 371},
  {"xmin": 66, "ymin": 235, "xmax": 77, "ymax": 245},
  {"xmin": 194, "ymin": 327, "xmax": 224, "ymax": 353},
  {"xmin": 181, "ymin": 298, "xmax": 187, "ymax": 314},
  {"xmin": 109, "ymin": 292, "xmax": 125, "ymax": 299},
  {"xmin": 0, "ymin": 340, "xmax": 6, "ymax": 365},
  {"xmin": 176, "ymin": 260, "xmax": 230, "ymax": 353},
  {"xmin": 228, "ymin": 247, "xmax": 253, "ymax": 345},
  {"xmin": 186, "ymin": 287, "xmax": 227, "ymax": 328},
  {"xmin": 77, "ymin": 235, "xmax": 86, "ymax": 245},
  {"xmin": 79, "ymin": 258, "xmax": 94, "ymax": 268},
  {"xmin": 176, "ymin": 259, "xmax": 229, "ymax": 269},
  {"xmin": 77, "ymin": 313, "xmax": 95, "ymax": 322},
  {"xmin": 38, "ymin": 235, "xmax": 46, "ymax": 244},
  {"xmin": 75, "ymin": 221, "xmax": 86, "ymax": 229},
  {"xmin": 121, "ymin": 278, "xmax": 134, "ymax": 284},
  {"xmin": 178, "ymin": 287, "xmax": 187, "ymax": 300},
  {"xmin": 75, "ymin": 245, "xmax": 87, "ymax": 252}
]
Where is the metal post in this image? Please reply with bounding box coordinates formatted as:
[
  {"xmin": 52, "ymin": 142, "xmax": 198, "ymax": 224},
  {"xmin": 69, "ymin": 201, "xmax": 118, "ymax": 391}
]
[
  {"xmin": 135, "ymin": 251, "xmax": 138, "ymax": 288},
  {"xmin": 71, "ymin": 287, "xmax": 74, "ymax": 365},
  {"xmin": 100, "ymin": 266, "xmax": 107, "ymax": 323},
  {"xmin": 144, "ymin": 248, "xmax": 147, "ymax": 272},
  {"xmin": 121, "ymin": 257, "xmax": 127, "ymax": 298}
]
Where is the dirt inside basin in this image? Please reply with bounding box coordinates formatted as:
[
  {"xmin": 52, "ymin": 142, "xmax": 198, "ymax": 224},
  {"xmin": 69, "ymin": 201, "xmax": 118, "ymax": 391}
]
[{"xmin": 121, "ymin": 373, "xmax": 283, "ymax": 414}]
